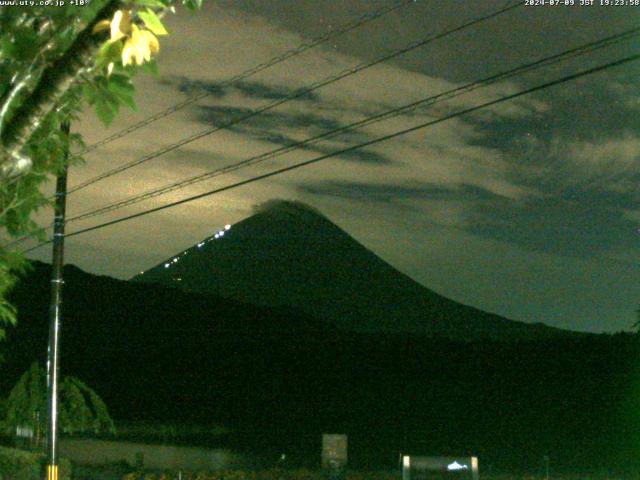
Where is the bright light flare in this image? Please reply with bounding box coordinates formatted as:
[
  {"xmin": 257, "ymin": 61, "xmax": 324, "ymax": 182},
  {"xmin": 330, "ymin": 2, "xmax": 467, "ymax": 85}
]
[{"xmin": 447, "ymin": 462, "xmax": 468, "ymax": 471}]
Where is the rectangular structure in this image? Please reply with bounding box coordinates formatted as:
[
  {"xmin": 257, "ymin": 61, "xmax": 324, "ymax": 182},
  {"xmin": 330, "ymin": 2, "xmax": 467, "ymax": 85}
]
[
  {"xmin": 401, "ymin": 455, "xmax": 479, "ymax": 480},
  {"xmin": 321, "ymin": 434, "xmax": 348, "ymax": 470}
]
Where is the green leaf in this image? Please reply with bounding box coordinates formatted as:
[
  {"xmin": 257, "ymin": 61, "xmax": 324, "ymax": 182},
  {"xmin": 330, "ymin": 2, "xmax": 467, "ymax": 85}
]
[
  {"xmin": 82, "ymin": 83, "xmax": 97, "ymax": 105},
  {"xmin": 12, "ymin": 28, "xmax": 39, "ymax": 60},
  {"xmin": 95, "ymin": 98, "xmax": 116, "ymax": 126},
  {"xmin": 100, "ymin": 88, "xmax": 122, "ymax": 110},
  {"xmin": 3, "ymin": 364, "xmax": 115, "ymax": 437},
  {"xmin": 138, "ymin": 9, "xmax": 168, "ymax": 36},
  {"xmin": 0, "ymin": 300, "xmax": 16, "ymax": 326},
  {"xmin": 120, "ymin": 93, "xmax": 137, "ymax": 110},
  {"xmin": 0, "ymin": 37, "xmax": 15, "ymax": 61},
  {"xmin": 140, "ymin": 58, "xmax": 159, "ymax": 76},
  {"xmin": 108, "ymin": 73, "xmax": 133, "ymax": 89},
  {"xmin": 95, "ymin": 39, "xmax": 123, "ymax": 71},
  {"xmin": 133, "ymin": 0, "xmax": 167, "ymax": 8},
  {"xmin": 107, "ymin": 74, "xmax": 137, "ymax": 110},
  {"xmin": 181, "ymin": 0, "xmax": 202, "ymax": 10}
]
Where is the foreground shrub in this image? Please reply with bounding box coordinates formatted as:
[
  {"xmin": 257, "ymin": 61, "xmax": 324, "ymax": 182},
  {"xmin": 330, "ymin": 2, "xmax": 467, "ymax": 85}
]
[
  {"xmin": 0, "ymin": 446, "xmax": 71, "ymax": 480},
  {"xmin": 121, "ymin": 470, "xmax": 398, "ymax": 480}
]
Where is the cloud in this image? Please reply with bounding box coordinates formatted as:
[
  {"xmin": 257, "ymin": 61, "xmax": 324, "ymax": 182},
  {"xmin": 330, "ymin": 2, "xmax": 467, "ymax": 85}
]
[
  {"xmin": 298, "ymin": 180, "xmax": 504, "ymax": 203},
  {"xmin": 194, "ymin": 104, "xmax": 344, "ymax": 133},
  {"xmin": 190, "ymin": 102, "xmax": 394, "ymax": 165},
  {"xmin": 566, "ymin": 135, "xmax": 640, "ymax": 187},
  {"xmin": 52, "ymin": 0, "xmax": 639, "ymax": 333},
  {"xmin": 465, "ymin": 196, "xmax": 639, "ymax": 259},
  {"xmin": 163, "ymin": 77, "xmax": 321, "ymax": 103},
  {"xmin": 299, "ymin": 175, "xmax": 639, "ymax": 261}
]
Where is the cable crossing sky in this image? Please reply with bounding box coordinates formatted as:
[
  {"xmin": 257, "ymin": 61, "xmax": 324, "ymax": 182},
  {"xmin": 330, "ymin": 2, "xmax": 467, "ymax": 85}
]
[
  {"xmin": 22, "ymin": 52, "xmax": 640, "ymax": 254},
  {"xmin": 65, "ymin": 27, "xmax": 640, "ymax": 225},
  {"xmin": 65, "ymin": 1, "xmax": 524, "ymax": 195},
  {"xmin": 71, "ymin": 0, "xmax": 418, "ymax": 159}
]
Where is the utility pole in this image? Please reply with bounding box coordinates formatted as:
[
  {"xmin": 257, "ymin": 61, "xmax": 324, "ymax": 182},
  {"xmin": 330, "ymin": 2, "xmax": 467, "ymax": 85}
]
[{"xmin": 45, "ymin": 121, "xmax": 69, "ymax": 480}]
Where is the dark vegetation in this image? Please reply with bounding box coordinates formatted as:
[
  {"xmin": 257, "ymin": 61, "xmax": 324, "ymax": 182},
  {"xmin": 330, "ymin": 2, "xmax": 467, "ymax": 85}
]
[
  {"xmin": 0, "ymin": 445, "xmax": 72, "ymax": 479},
  {"xmin": 2, "ymin": 261, "xmax": 639, "ymax": 475}
]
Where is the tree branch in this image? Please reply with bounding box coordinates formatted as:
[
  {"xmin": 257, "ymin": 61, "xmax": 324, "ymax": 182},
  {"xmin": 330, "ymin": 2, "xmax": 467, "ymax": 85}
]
[
  {"xmin": 0, "ymin": 0, "xmax": 121, "ymax": 177},
  {"xmin": 0, "ymin": 56, "xmax": 47, "ymax": 138}
]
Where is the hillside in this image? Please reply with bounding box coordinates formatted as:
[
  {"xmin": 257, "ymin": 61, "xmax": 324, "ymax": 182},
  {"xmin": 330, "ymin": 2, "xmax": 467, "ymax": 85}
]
[
  {"xmin": 2, "ymin": 261, "xmax": 638, "ymax": 473},
  {"xmin": 133, "ymin": 200, "xmax": 569, "ymax": 340}
]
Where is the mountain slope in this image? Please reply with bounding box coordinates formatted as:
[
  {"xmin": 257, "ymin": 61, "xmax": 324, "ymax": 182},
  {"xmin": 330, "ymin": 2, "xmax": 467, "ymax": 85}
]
[
  {"xmin": 2, "ymin": 260, "xmax": 344, "ymax": 422},
  {"xmin": 133, "ymin": 200, "xmax": 569, "ymax": 339},
  {"xmin": 3, "ymin": 261, "xmax": 636, "ymax": 472}
]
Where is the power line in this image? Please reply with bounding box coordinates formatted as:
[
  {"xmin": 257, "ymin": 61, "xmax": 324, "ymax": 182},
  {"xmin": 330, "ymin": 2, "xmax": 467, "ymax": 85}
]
[
  {"xmin": 1, "ymin": 0, "xmax": 415, "ymax": 198},
  {"xmin": 65, "ymin": 27, "xmax": 640, "ymax": 224},
  {"xmin": 0, "ymin": 0, "xmax": 422, "ymax": 250},
  {"xmin": 1, "ymin": 0, "xmax": 523, "ymax": 251},
  {"xmin": 72, "ymin": 0, "xmax": 417, "ymax": 159},
  {"xmin": 22, "ymin": 52, "xmax": 640, "ymax": 254},
  {"xmin": 65, "ymin": 1, "xmax": 524, "ymax": 195}
]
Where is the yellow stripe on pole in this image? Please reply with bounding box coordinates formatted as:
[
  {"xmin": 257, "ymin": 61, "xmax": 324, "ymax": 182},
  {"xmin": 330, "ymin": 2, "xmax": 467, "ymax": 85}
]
[{"xmin": 47, "ymin": 464, "xmax": 58, "ymax": 480}]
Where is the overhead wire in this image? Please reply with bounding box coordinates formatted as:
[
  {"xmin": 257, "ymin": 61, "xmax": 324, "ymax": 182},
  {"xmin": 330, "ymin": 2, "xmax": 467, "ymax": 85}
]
[
  {"xmin": 0, "ymin": 0, "xmax": 418, "ymax": 249},
  {"xmin": 64, "ymin": 27, "xmax": 640, "ymax": 224},
  {"xmin": 21, "ymin": 52, "xmax": 640, "ymax": 254},
  {"xmin": 1, "ymin": 0, "xmax": 416, "ymax": 207},
  {"xmin": 71, "ymin": 0, "xmax": 418, "ymax": 159},
  {"xmin": 65, "ymin": 1, "xmax": 524, "ymax": 195}
]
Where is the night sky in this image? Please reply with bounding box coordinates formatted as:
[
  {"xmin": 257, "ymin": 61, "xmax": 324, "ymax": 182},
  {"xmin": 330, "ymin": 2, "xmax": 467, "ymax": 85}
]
[{"xmin": 26, "ymin": 0, "xmax": 640, "ymax": 333}]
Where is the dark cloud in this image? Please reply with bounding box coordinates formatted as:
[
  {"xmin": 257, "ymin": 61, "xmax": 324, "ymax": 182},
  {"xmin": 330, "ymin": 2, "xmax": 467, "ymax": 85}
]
[
  {"xmin": 256, "ymin": 130, "xmax": 392, "ymax": 165},
  {"xmin": 232, "ymin": 81, "xmax": 320, "ymax": 102},
  {"xmin": 252, "ymin": 198, "xmax": 322, "ymax": 216},
  {"xmin": 559, "ymin": 183, "xmax": 640, "ymax": 208},
  {"xmin": 337, "ymin": 149, "xmax": 391, "ymax": 165},
  {"xmin": 192, "ymin": 105, "xmax": 393, "ymax": 165},
  {"xmin": 65, "ymin": 1, "xmax": 640, "ymax": 333},
  {"xmin": 162, "ymin": 77, "xmax": 321, "ymax": 103},
  {"xmin": 434, "ymin": 68, "xmax": 640, "ymax": 261},
  {"xmin": 299, "ymin": 180, "xmax": 504, "ymax": 203},
  {"xmin": 466, "ymin": 196, "xmax": 639, "ymax": 260},
  {"xmin": 195, "ymin": 105, "xmax": 348, "ymax": 133},
  {"xmin": 160, "ymin": 76, "xmax": 227, "ymax": 98},
  {"xmin": 300, "ymin": 179, "xmax": 639, "ymax": 261},
  {"xmin": 464, "ymin": 73, "xmax": 640, "ymax": 154}
]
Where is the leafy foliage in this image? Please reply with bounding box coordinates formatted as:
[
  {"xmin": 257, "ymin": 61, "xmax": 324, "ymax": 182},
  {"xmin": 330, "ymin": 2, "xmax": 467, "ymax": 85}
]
[
  {"xmin": 1, "ymin": 362, "xmax": 116, "ymax": 446},
  {"xmin": 0, "ymin": 445, "xmax": 72, "ymax": 479},
  {"xmin": 0, "ymin": 0, "xmax": 204, "ymax": 339},
  {"xmin": 120, "ymin": 470, "xmax": 397, "ymax": 480}
]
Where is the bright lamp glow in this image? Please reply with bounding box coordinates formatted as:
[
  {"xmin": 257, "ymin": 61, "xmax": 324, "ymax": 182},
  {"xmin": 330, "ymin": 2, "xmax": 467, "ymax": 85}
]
[
  {"xmin": 225, "ymin": 224, "xmax": 231, "ymax": 230},
  {"xmin": 447, "ymin": 462, "xmax": 468, "ymax": 471}
]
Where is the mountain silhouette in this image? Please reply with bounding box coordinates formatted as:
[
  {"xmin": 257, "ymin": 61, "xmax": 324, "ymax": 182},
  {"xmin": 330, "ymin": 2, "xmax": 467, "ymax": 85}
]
[
  {"xmin": 134, "ymin": 200, "xmax": 570, "ymax": 339},
  {"xmin": 3, "ymin": 261, "xmax": 636, "ymax": 473}
]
